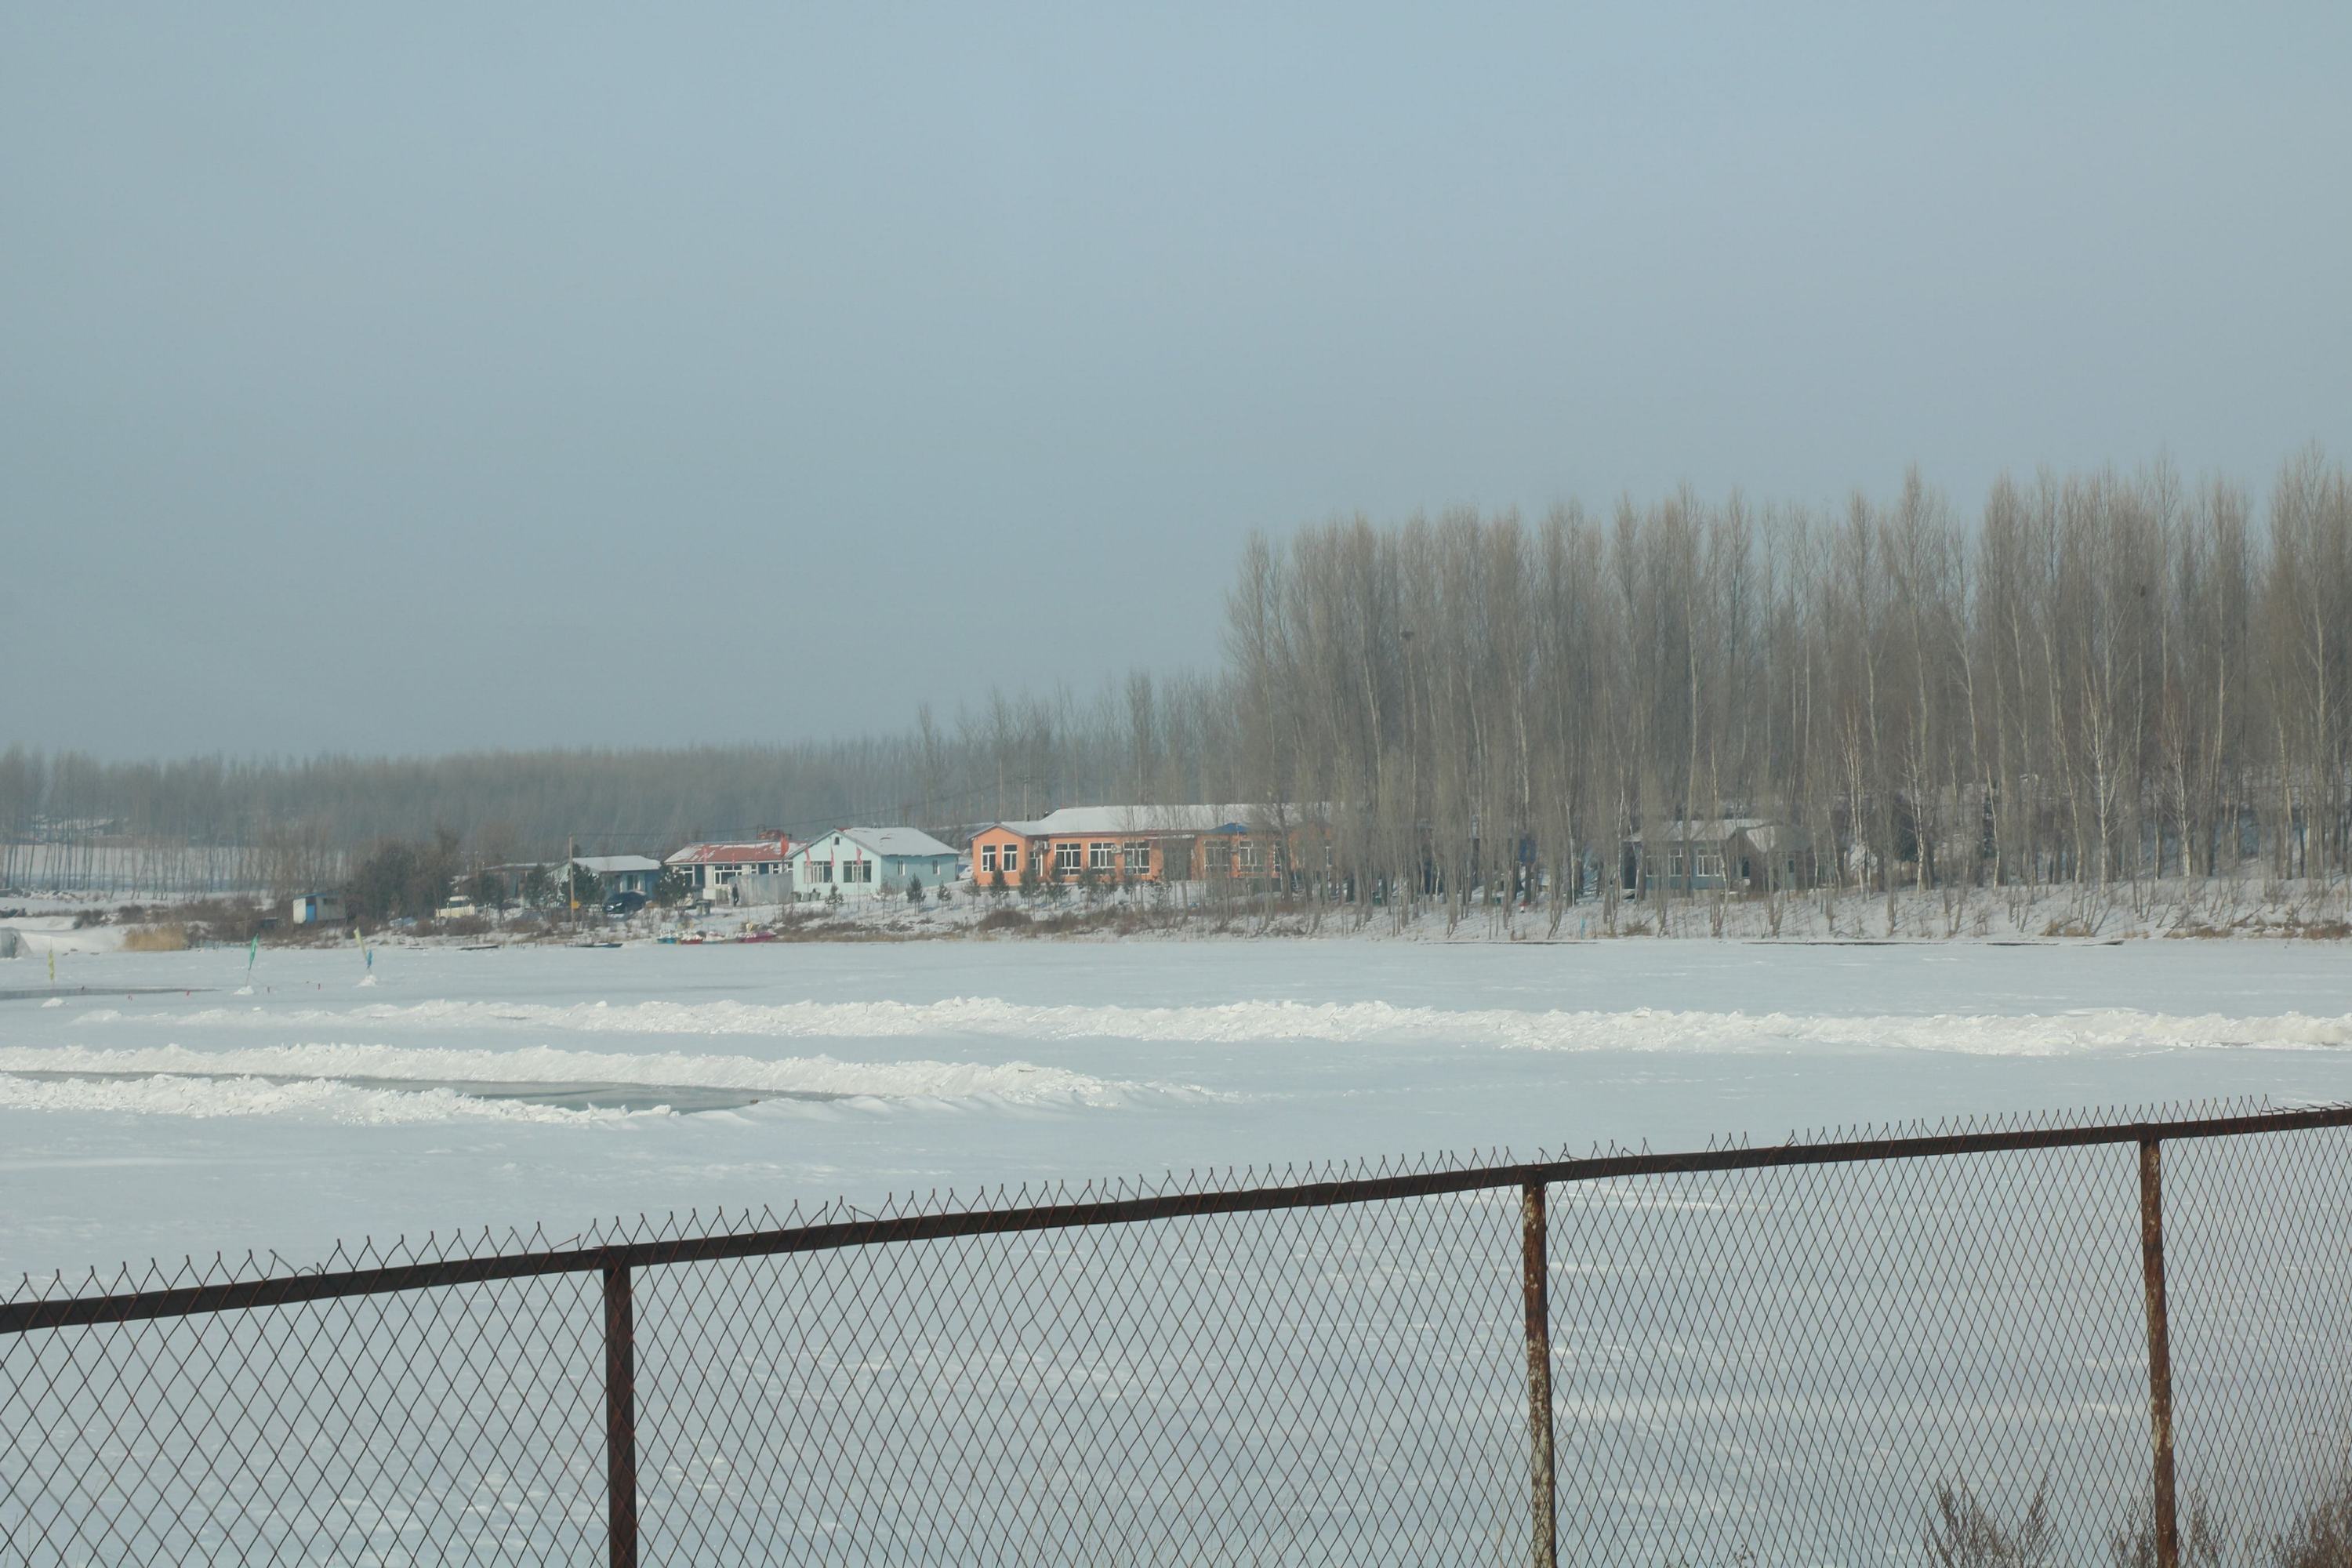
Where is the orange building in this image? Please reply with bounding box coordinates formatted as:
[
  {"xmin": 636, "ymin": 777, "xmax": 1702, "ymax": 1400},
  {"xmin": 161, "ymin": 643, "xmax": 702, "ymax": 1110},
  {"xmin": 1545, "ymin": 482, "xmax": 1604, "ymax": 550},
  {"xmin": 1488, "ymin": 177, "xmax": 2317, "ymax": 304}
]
[{"xmin": 967, "ymin": 805, "xmax": 1305, "ymax": 889}]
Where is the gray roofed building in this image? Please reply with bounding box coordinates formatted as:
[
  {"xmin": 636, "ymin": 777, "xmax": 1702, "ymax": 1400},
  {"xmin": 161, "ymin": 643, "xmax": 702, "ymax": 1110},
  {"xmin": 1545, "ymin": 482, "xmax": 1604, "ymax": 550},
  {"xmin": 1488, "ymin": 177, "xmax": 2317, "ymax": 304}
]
[
  {"xmin": 787, "ymin": 827, "xmax": 959, "ymax": 902},
  {"xmin": 569, "ymin": 854, "xmax": 662, "ymax": 898},
  {"xmin": 997, "ymin": 804, "xmax": 1260, "ymax": 837}
]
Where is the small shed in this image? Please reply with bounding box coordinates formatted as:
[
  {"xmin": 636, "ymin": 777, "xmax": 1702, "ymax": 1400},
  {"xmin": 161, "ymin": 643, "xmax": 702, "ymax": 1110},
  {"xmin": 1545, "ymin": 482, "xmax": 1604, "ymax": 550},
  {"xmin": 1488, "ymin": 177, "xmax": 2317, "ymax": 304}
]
[{"xmin": 290, "ymin": 893, "xmax": 347, "ymax": 925}]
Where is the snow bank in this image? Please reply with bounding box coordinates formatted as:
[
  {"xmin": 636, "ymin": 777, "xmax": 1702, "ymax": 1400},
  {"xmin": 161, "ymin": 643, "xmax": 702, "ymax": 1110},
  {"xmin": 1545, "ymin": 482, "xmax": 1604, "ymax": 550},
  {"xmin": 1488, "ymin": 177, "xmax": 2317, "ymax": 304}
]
[
  {"xmin": 0, "ymin": 1042, "xmax": 1188, "ymax": 1108},
  {"xmin": 0, "ymin": 1073, "xmax": 637, "ymax": 1126},
  {"xmin": 98, "ymin": 996, "xmax": 2352, "ymax": 1056}
]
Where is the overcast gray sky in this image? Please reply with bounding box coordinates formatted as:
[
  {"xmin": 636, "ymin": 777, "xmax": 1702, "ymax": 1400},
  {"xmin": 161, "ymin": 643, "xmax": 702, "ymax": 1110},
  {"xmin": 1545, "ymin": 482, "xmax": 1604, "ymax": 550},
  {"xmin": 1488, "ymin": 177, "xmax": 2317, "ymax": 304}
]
[{"xmin": 5, "ymin": 3, "xmax": 2347, "ymax": 758}]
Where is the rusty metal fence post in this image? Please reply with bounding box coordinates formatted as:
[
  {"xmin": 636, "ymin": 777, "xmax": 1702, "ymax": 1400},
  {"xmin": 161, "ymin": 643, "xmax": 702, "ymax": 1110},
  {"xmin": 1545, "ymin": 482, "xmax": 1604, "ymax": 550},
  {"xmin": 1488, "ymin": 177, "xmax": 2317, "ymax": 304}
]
[
  {"xmin": 604, "ymin": 1263, "xmax": 640, "ymax": 1568},
  {"xmin": 1521, "ymin": 1181, "xmax": 1559, "ymax": 1568},
  {"xmin": 2138, "ymin": 1138, "xmax": 2179, "ymax": 1568}
]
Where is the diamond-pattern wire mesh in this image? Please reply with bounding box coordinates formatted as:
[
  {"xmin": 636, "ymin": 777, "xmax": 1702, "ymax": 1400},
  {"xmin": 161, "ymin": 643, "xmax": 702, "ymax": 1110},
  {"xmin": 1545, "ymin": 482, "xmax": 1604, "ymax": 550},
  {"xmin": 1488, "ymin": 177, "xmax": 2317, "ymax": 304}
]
[
  {"xmin": 1544, "ymin": 1145, "xmax": 2152, "ymax": 1565},
  {"xmin": 632, "ymin": 1190, "xmax": 1527, "ymax": 1566},
  {"xmin": 0, "ymin": 1272, "xmax": 604, "ymax": 1565},
  {"xmin": 3, "ymin": 1100, "xmax": 2350, "ymax": 1566},
  {"xmin": 2165, "ymin": 1124, "xmax": 2352, "ymax": 1559}
]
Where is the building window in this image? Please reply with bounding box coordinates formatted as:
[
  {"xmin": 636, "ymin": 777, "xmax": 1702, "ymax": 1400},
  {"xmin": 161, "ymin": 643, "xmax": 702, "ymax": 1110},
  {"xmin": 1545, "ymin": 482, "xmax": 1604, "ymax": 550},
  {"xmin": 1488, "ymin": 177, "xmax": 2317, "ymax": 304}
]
[
  {"xmin": 1055, "ymin": 842, "xmax": 1083, "ymax": 873},
  {"xmin": 981, "ymin": 845, "xmax": 998, "ymax": 873},
  {"xmin": 1237, "ymin": 840, "xmax": 1263, "ymax": 873},
  {"xmin": 1693, "ymin": 852, "xmax": 1725, "ymax": 880},
  {"xmin": 1087, "ymin": 840, "xmax": 1114, "ymax": 870},
  {"xmin": 1203, "ymin": 839, "xmax": 1232, "ymax": 873},
  {"xmin": 1666, "ymin": 851, "xmax": 1686, "ymax": 879},
  {"xmin": 853, "ymin": 860, "xmax": 873, "ymax": 883},
  {"xmin": 1123, "ymin": 842, "xmax": 1151, "ymax": 876},
  {"xmin": 1031, "ymin": 848, "xmax": 1047, "ymax": 877},
  {"xmin": 814, "ymin": 862, "xmax": 833, "ymax": 884}
]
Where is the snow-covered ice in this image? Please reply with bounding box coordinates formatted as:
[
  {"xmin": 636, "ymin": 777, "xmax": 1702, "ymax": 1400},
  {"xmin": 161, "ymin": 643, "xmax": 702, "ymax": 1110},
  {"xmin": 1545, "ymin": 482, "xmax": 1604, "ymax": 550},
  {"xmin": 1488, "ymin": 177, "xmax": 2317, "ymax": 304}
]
[
  {"xmin": 3, "ymin": 937, "xmax": 2347, "ymax": 1279},
  {"xmin": 5, "ymin": 935, "xmax": 2350, "ymax": 1563}
]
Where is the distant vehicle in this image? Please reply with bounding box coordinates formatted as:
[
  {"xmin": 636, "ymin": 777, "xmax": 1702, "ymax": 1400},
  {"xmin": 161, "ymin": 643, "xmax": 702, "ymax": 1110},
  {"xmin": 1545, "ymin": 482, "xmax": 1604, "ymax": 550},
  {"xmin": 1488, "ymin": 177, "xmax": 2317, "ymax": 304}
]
[
  {"xmin": 437, "ymin": 899, "xmax": 477, "ymax": 920},
  {"xmin": 604, "ymin": 891, "xmax": 648, "ymax": 916}
]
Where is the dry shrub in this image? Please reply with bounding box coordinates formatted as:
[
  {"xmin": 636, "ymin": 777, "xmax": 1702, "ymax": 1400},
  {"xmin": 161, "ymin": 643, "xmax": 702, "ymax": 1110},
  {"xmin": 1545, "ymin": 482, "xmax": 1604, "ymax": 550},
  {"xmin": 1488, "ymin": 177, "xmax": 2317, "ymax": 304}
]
[
  {"xmin": 2108, "ymin": 1491, "xmax": 2227, "ymax": 1568},
  {"xmin": 975, "ymin": 908, "xmax": 1033, "ymax": 935},
  {"xmin": 122, "ymin": 924, "xmax": 189, "ymax": 953},
  {"xmin": 1021, "ymin": 906, "xmax": 1156, "ymax": 937},
  {"xmin": 2160, "ymin": 1465, "xmax": 2352, "ymax": 1568},
  {"xmin": 1926, "ymin": 1479, "xmax": 2055, "ymax": 1568},
  {"xmin": 2269, "ymin": 1469, "xmax": 2352, "ymax": 1568},
  {"xmin": 172, "ymin": 898, "xmax": 270, "ymax": 945},
  {"xmin": 2165, "ymin": 916, "xmax": 2350, "ymax": 941}
]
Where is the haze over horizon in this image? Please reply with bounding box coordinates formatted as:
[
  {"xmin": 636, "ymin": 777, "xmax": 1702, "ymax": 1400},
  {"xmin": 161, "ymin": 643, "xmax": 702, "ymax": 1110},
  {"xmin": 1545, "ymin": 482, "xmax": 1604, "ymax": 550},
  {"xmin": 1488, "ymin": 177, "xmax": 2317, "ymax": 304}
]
[{"xmin": 6, "ymin": 3, "xmax": 2348, "ymax": 760}]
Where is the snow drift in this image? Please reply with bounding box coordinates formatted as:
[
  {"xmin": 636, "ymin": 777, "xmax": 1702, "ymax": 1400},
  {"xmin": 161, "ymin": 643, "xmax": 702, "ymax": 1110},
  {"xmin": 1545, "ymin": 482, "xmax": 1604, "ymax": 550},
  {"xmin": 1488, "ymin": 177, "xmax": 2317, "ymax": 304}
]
[{"xmin": 67, "ymin": 995, "xmax": 2352, "ymax": 1056}]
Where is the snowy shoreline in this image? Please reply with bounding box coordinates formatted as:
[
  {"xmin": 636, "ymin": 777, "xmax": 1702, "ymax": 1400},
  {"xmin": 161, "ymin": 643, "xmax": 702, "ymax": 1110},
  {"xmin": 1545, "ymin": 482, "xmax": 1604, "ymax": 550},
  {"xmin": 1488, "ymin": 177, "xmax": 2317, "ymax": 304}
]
[{"xmin": 7, "ymin": 871, "xmax": 2352, "ymax": 961}]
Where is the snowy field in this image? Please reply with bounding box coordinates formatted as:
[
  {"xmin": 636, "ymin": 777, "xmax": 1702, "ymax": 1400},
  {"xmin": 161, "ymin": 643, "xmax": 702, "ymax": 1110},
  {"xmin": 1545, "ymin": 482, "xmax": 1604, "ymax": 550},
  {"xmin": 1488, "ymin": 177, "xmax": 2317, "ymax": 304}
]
[{"xmin": 2, "ymin": 937, "xmax": 2347, "ymax": 1280}]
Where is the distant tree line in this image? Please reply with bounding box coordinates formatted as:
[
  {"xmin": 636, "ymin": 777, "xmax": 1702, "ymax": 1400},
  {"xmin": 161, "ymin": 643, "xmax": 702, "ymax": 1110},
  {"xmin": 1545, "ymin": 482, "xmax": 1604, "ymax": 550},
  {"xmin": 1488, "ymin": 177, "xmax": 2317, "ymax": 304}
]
[
  {"xmin": 0, "ymin": 692, "xmax": 1249, "ymax": 898},
  {"xmin": 5, "ymin": 453, "xmax": 2347, "ymax": 927}
]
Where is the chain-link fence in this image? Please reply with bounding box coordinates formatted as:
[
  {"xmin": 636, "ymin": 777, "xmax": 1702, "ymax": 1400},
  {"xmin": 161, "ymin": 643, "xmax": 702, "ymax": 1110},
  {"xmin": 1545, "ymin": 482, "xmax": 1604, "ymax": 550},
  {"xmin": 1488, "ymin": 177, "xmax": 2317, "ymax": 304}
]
[{"xmin": 5, "ymin": 1098, "xmax": 2350, "ymax": 1566}]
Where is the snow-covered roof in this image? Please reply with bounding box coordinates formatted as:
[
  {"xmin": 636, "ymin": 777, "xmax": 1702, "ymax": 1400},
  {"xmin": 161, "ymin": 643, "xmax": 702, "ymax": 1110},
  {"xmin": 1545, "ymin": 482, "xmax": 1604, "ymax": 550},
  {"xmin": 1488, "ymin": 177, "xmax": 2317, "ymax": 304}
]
[
  {"xmin": 989, "ymin": 804, "xmax": 1262, "ymax": 837},
  {"xmin": 572, "ymin": 855, "xmax": 661, "ymax": 874},
  {"xmin": 797, "ymin": 826, "xmax": 958, "ymax": 859},
  {"xmin": 666, "ymin": 840, "xmax": 796, "ymax": 866},
  {"xmin": 1624, "ymin": 818, "xmax": 1772, "ymax": 844}
]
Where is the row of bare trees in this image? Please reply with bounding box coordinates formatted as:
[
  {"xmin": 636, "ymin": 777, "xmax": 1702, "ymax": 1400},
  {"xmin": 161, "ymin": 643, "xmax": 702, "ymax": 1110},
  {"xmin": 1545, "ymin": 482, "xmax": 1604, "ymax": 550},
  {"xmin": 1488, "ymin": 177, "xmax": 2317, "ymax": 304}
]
[{"xmin": 1219, "ymin": 453, "xmax": 2352, "ymax": 931}]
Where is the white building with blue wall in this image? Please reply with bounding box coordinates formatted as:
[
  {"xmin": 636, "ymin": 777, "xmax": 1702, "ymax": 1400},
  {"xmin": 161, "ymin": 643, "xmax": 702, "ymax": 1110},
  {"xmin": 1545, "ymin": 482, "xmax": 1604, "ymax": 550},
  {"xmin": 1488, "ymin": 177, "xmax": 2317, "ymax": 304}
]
[{"xmin": 789, "ymin": 827, "xmax": 959, "ymax": 902}]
